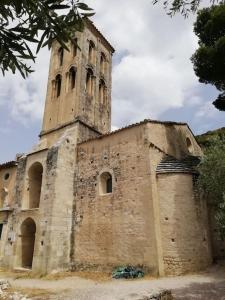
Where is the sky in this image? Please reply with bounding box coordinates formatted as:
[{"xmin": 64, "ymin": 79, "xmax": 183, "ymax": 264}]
[{"xmin": 0, "ymin": 0, "xmax": 224, "ymax": 163}]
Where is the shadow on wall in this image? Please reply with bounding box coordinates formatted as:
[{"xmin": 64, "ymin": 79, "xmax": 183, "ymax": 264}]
[
  {"xmin": 165, "ymin": 125, "xmax": 191, "ymax": 158},
  {"xmin": 158, "ymin": 172, "xmax": 211, "ymax": 275}
]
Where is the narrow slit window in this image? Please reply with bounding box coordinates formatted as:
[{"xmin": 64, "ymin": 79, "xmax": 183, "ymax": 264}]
[
  {"xmin": 72, "ymin": 38, "xmax": 78, "ymax": 57},
  {"xmin": 100, "ymin": 52, "xmax": 106, "ymax": 75},
  {"xmin": 55, "ymin": 74, "xmax": 62, "ymax": 97},
  {"xmin": 99, "ymin": 79, "xmax": 106, "ymax": 104},
  {"xmin": 58, "ymin": 47, "xmax": 64, "ymax": 66},
  {"xmin": 106, "ymin": 176, "xmax": 112, "ymax": 193},
  {"xmin": 86, "ymin": 68, "xmax": 94, "ymax": 96},
  {"xmin": 99, "ymin": 172, "xmax": 113, "ymax": 195},
  {"xmin": 69, "ymin": 67, "xmax": 76, "ymax": 90},
  {"xmin": 0, "ymin": 224, "xmax": 3, "ymax": 240},
  {"xmin": 88, "ymin": 41, "xmax": 95, "ymax": 64}
]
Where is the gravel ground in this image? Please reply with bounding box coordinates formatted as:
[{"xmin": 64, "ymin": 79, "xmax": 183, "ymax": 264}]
[{"xmin": 2, "ymin": 263, "xmax": 225, "ymax": 300}]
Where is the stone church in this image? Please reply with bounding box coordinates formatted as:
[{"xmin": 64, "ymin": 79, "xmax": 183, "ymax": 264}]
[{"xmin": 0, "ymin": 20, "xmax": 221, "ymax": 276}]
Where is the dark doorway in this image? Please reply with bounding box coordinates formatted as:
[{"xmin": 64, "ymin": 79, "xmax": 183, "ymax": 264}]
[{"xmin": 21, "ymin": 218, "xmax": 36, "ymax": 269}]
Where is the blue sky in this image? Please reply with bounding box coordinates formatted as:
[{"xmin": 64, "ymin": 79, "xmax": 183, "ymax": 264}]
[{"xmin": 0, "ymin": 0, "xmax": 224, "ymax": 163}]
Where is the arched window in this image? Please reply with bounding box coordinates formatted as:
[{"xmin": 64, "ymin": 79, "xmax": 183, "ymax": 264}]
[
  {"xmin": 100, "ymin": 52, "xmax": 106, "ymax": 75},
  {"xmin": 28, "ymin": 162, "xmax": 43, "ymax": 209},
  {"xmin": 99, "ymin": 172, "xmax": 112, "ymax": 195},
  {"xmin": 86, "ymin": 68, "xmax": 94, "ymax": 96},
  {"xmin": 58, "ymin": 47, "xmax": 64, "ymax": 66},
  {"xmin": 55, "ymin": 74, "xmax": 62, "ymax": 97},
  {"xmin": 99, "ymin": 79, "xmax": 106, "ymax": 104},
  {"xmin": 88, "ymin": 40, "xmax": 95, "ymax": 64},
  {"xmin": 72, "ymin": 38, "xmax": 78, "ymax": 57},
  {"xmin": 68, "ymin": 67, "xmax": 76, "ymax": 90}
]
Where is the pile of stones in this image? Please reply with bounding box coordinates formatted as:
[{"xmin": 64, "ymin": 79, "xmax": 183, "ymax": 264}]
[{"xmin": 133, "ymin": 289, "xmax": 173, "ymax": 300}]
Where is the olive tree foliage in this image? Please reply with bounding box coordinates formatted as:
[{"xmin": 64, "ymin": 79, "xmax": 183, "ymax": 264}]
[
  {"xmin": 198, "ymin": 137, "xmax": 225, "ymax": 239},
  {"xmin": 152, "ymin": 0, "xmax": 222, "ymax": 17},
  {"xmin": 191, "ymin": 3, "xmax": 225, "ymax": 111},
  {"xmin": 0, "ymin": 0, "xmax": 94, "ymax": 78}
]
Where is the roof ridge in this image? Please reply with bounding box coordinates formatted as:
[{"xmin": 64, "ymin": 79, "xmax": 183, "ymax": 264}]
[
  {"xmin": 84, "ymin": 18, "xmax": 115, "ymax": 53},
  {"xmin": 78, "ymin": 118, "xmax": 188, "ymax": 145}
]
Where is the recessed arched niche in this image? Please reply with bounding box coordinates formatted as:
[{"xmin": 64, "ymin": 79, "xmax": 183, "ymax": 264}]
[{"xmin": 28, "ymin": 162, "xmax": 43, "ymax": 209}]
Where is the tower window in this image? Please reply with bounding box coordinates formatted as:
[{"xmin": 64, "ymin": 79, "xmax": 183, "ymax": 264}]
[
  {"xmin": 100, "ymin": 52, "xmax": 106, "ymax": 75},
  {"xmin": 86, "ymin": 68, "xmax": 94, "ymax": 96},
  {"xmin": 99, "ymin": 172, "xmax": 113, "ymax": 195},
  {"xmin": 88, "ymin": 41, "xmax": 95, "ymax": 65},
  {"xmin": 58, "ymin": 47, "xmax": 64, "ymax": 66},
  {"xmin": 4, "ymin": 173, "xmax": 10, "ymax": 181},
  {"xmin": 99, "ymin": 79, "xmax": 107, "ymax": 104},
  {"xmin": 0, "ymin": 224, "xmax": 3, "ymax": 240},
  {"xmin": 72, "ymin": 38, "xmax": 78, "ymax": 57},
  {"xmin": 55, "ymin": 74, "xmax": 62, "ymax": 97},
  {"xmin": 69, "ymin": 67, "xmax": 76, "ymax": 90}
]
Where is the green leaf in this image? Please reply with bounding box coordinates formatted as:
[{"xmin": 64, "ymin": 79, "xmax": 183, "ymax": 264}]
[{"xmin": 49, "ymin": 4, "xmax": 70, "ymax": 10}]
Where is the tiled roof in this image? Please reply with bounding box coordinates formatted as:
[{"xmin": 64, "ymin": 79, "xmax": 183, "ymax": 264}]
[
  {"xmin": 0, "ymin": 161, "xmax": 17, "ymax": 170},
  {"xmin": 156, "ymin": 155, "xmax": 200, "ymax": 174}
]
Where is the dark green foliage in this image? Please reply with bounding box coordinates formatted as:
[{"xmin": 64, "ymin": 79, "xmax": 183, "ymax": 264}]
[
  {"xmin": 191, "ymin": 3, "xmax": 225, "ymax": 111},
  {"xmin": 197, "ymin": 136, "xmax": 225, "ymax": 239},
  {"xmin": 0, "ymin": 0, "xmax": 94, "ymax": 78},
  {"xmin": 215, "ymin": 201, "xmax": 225, "ymax": 239},
  {"xmin": 112, "ymin": 266, "xmax": 144, "ymax": 279},
  {"xmin": 196, "ymin": 127, "xmax": 225, "ymax": 147},
  {"xmin": 152, "ymin": 0, "xmax": 221, "ymax": 17},
  {"xmin": 213, "ymin": 92, "xmax": 225, "ymax": 110}
]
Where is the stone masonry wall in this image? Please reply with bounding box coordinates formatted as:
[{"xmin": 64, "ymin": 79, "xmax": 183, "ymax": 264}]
[
  {"xmin": 73, "ymin": 125, "xmax": 159, "ymax": 273},
  {"xmin": 157, "ymin": 173, "xmax": 212, "ymax": 275},
  {"xmin": 41, "ymin": 24, "xmax": 113, "ymax": 138},
  {"xmin": 146, "ymin": 123, "xmax": 202, "ymax": 160},
  {"xmin": 0, "ymin": 166, "xmax": 17, "ymax": 208}
]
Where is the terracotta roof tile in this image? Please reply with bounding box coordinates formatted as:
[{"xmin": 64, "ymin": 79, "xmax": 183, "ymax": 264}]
[
  {"xmin": 0, "ymin": 161, "xmax": 17, "ymax": 170},
  {"xmin": 156, "ymin": 155, "xmax": 200, "ymax": 174}
]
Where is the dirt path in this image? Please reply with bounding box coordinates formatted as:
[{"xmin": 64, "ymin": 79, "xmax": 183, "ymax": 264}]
[{"xmin": 2, "ymin": 264, "xmax": 225, "ymax": 299}]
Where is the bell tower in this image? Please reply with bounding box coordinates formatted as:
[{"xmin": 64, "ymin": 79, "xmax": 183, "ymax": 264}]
[{"xmin": 40, "ymin": 19, "xmax": 114, "ymax": 144}]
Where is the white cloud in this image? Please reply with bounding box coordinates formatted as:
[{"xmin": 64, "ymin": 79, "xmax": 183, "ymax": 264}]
[
  {"xmin": 0, "ymin": 46, "xmax": 49, "ymax": 125},
  {"xmin": 86, "ymin": 0, "xmax": 201, "ymax": 126},
  {"xmin": 195, "ymin": 101, "xmax": 218, "ymax": 119},
  {"xmin": 0, "ymin": 0, "xmax": 216, "ymax": 129}
]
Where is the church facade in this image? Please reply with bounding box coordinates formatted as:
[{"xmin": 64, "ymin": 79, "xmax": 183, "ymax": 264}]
[{"xmin": 0, "ymin": 20, "xmax": 221, "ymax": 276}]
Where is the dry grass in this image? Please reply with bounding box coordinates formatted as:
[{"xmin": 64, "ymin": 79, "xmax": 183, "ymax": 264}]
[
  {"xmin": 45, "ymin": 270, "xmax": 112, "ymax": 282},
  {"xmin": 0, "ymin": 267, "xmax": 155, "ymax": 283},
  {"xmin": 0, "ymin": 270, "xmax": 43, "ymax": 280}
]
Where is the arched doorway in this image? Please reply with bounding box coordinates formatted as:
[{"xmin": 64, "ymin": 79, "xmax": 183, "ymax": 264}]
[
  {"xmin": 28, "ymin": 162, "xmax": 43, "ymax": 209},
  {"xmin": 21, "ymin": 218, "xmax": 36, "ymax": 269}
]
